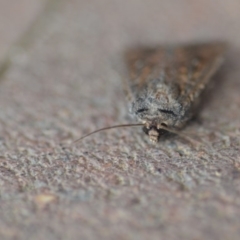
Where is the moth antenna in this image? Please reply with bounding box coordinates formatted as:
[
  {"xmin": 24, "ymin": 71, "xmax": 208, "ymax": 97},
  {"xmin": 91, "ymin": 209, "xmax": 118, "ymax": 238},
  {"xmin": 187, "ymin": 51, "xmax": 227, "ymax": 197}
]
[
  {"xmin": 73, "ymin": 123, "xmax": 144, "ymax": 144},
  {"xmin": 160, "ymin": 125, "xmax": 202, "ymax": 146}
]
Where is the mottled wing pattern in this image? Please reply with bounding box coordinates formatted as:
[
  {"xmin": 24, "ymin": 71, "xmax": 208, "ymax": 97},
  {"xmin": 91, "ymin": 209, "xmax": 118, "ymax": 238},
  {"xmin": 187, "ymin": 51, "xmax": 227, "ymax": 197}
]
[
  {"xmin": 172, "ymin": 43, "xmax": 227, "ymax": 104},
  {"xmin": 125, "ymin": 42, "xmax": 226, "ymax": 103},
  {"xmin": 124, "ymin": 47, "xmax": 166, "ymax": 101}
]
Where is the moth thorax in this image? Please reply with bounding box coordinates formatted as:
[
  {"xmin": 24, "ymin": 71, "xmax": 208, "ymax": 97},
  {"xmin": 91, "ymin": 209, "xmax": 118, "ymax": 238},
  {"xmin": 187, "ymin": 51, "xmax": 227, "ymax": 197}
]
[{"xmin": 151, "ymin": 83, "xmax": 180, "ymax": 103}]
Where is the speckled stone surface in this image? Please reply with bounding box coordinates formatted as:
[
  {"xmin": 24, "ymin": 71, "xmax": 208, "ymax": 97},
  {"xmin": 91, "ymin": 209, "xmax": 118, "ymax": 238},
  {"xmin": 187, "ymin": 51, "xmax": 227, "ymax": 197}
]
[{"xmin": 0, "ymin": 1, "xmax": 240, "ymax": 239}]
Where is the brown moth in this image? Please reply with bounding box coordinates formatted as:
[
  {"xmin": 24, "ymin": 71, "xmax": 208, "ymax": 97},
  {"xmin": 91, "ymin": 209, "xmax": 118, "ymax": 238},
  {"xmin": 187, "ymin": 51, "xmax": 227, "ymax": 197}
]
[
  {"xmin": 124, "ymin": 42, "xmax": 227, "ymax": 142},
  {"xmin": 75, "ymin": 42, "xmax": 226, "ymax": 143}
]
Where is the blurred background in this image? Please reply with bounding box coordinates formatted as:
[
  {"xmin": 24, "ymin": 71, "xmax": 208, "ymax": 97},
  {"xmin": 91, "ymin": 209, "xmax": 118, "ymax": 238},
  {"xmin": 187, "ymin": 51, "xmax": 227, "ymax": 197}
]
[
  {"xmin": 1, "ymin": 0, "xmax": 240, "ymax": 67},
  {"xmin": 0, "ymin": 0, "xmax": 45, "ymax": 64},
  {"xmin": 0, "ymin": 1, "xmax": 240, "ymax": 240}
]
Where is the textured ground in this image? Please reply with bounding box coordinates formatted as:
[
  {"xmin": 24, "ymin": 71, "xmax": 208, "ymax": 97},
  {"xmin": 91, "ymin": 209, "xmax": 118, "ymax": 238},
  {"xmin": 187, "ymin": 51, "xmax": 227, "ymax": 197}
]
[{"xmin": 0, "ymin": 0, "xmax": 240, "ymax": 239}]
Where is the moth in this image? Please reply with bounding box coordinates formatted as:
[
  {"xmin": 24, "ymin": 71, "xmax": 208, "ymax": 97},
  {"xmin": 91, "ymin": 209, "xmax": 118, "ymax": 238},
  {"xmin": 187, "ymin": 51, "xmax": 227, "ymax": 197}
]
[
  {"xmin": 75, "ymin": 42, "xmax": 227, "ymax": 143},
  {"xmin": 124, "ymin": 42, "xmax": 227, "ymax": 142}
]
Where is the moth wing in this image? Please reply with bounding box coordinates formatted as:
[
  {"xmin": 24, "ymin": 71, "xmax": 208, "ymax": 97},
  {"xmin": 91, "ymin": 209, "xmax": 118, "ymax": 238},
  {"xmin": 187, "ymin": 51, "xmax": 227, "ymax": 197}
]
[
  {"xmin": 124, "ymin": 42, "xmax": 227, "ymax": 104},
  {"xmin": 173, "ymin": 42, "xmax": 227, "ymax": 104},
  {"xmin": 124, "ymin": 46, "xmax": 166, "ymax": 101}
]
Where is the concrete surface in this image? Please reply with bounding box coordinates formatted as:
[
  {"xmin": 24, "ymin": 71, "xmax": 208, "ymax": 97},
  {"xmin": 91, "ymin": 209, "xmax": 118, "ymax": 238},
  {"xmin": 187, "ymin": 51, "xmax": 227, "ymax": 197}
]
[{"xmin": 0, "ymin": 0, "xmax": 240, "ymax": 240}]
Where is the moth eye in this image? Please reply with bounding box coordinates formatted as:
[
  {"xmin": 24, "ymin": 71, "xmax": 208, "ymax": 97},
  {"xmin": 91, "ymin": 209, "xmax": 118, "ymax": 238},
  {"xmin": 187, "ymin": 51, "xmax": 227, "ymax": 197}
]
[
  {"xmin": 136, "ymin": 108, "xmax": 148, "ymax": 113},
  {"xmin": 158, "ymin": 109, "xmax": 176, "ymax": 116},
  {"xmin": 161, "ymin": 123, "xmax": 168, "ymax": 127}
]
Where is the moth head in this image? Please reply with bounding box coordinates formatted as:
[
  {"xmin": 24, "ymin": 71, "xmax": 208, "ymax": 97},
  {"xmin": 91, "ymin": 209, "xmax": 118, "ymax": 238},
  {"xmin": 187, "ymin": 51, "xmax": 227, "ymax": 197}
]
[
  {"xmin": 142, "ymin": 121, "xmax": 169, "ymax": 143},
  {"xmin": 131, "ymin": 98, "xmax": 179, "ymax": 124},
  {"xmin": 131, "ymin": 96, "xmax": 181, "ymax": 142}
]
